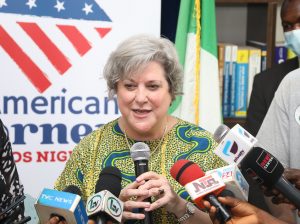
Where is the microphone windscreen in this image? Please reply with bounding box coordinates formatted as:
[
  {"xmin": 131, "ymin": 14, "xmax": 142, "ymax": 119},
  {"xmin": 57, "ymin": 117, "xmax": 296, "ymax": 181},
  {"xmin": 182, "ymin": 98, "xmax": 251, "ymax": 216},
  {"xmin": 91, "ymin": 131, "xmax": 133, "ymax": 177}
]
[
  {"xmin": 95, "ymin": 166, "xmax": 122, "ymax": 197},
  {"xmin": 63, "ymin": 185, "xmax": 82, "ymax": 195},
  {"xmin": 170, "ymin": 160, "xmax": 205, "ymax": 186},
  {"xmin": 213, "ymin": 124, "xmax": 230, "ymax": 143},
  {"xmin": 241, "ymin": 147, "xmax": 284, "ymax": 186},
  {"xmin": 130, "ymin": 142, "xmax": 150, "ymax": 161}
]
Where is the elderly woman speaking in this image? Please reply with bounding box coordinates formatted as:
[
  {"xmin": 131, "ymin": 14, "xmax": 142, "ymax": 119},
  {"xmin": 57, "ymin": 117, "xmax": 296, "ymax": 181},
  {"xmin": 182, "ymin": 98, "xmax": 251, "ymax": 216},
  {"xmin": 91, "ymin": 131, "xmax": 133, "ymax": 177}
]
[{"xmin": 54, "ymin": 34, "xmax": 225, "ymax": 224}]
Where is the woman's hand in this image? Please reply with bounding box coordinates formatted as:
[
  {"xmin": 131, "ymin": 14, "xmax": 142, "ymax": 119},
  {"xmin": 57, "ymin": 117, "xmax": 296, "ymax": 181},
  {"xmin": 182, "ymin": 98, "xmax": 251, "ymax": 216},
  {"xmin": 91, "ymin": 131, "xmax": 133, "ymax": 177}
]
[
  {"xmin": 119, "ymin": 179, "xmax": 151, "ymax": 221},
  {"xmin": 135, "ymin": 171, "xmax": 184, "ymax": 213}
]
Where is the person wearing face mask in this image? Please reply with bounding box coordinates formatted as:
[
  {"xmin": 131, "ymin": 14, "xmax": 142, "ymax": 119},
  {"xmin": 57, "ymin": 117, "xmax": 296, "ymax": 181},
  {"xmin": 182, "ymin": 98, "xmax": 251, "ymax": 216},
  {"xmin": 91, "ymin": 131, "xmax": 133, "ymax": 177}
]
[
  {"xmin": 256, "ymin": 67, "xmax": 300, "ymax": 224},
  {"xmin": 245, "ymin": 0, "xmax": 300, "ymax": 137}
]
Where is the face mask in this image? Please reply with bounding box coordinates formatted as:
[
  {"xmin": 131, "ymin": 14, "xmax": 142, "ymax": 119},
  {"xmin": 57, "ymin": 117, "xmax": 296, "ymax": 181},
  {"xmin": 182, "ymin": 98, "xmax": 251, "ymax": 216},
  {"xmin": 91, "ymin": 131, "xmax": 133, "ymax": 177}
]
[{"xmin": 284, "ymin": 29, "xmax": 300, "ymax": 56}]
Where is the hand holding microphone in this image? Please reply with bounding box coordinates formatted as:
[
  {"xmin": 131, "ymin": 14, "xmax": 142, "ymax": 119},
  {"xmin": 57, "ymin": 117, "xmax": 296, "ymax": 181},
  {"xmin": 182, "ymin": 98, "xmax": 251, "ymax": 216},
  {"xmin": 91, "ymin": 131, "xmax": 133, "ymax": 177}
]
[
  {"xmin": 213, "ymin": 124, "xmax": 300, "ymax": 211},
  {"xmin": 204, "ymin": 196, "xmax": 289, "ymax": 224},
  {"xmin": 284, "ymin": 168, "xmax": 300, "ymax": 190},
  {"xmin": 170, "ymin": 159, "xmax": 231, "ymax": 223},
  {"xmin": 120, "ymin": 142, "xmax": 187, "ymax": 223}
]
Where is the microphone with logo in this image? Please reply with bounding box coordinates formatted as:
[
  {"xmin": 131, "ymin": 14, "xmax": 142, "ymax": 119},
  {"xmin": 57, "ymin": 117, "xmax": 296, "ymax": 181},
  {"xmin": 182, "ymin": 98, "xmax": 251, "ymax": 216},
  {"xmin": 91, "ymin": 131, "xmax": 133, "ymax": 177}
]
[
  {"xmin": 86, "ymin": 166, "xmax": 124, "ymax": 223},
  {"xmin": 170, "ymin": 159, "xmax": 231, "ymax": 223},
  {"xmin": 34, "ymin": 185, "xmax": 88, "ymax": 223},
  {"xmin": 213, "ymin": 124, "xmax": 258, "ymax": 165},
  {"xmin": 0, "ymin": 194, "xmax": 31, "ymax": 224},
  {"xmin": 130, "ymin": 142, "xmax": 153, "ymax": 224},
  {"xmin": 240, "ymin": 146, "xmax": 300, "ymax": 209},
  {"xmin": 206, "ymin": 164, "xmax": 249, "ymax": 201}
]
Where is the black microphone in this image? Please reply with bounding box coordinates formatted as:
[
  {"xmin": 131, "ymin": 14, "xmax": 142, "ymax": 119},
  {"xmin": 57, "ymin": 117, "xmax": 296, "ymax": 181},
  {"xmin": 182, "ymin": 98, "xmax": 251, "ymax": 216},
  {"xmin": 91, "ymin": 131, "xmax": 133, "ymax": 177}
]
[
  {"xmin": 0, "ymin": 194, "xmax": 26, "ymax": 221},
  {"xmin": 130, "ymin": 142, "xmax": 153, "ymax": 224},
  {"xmin": 86, "ymin": 166, "xmax": 124, "ymax": 223},
  {"xmin": 240, "ymin": 146, "xmax": 300, "ymax": 209}
]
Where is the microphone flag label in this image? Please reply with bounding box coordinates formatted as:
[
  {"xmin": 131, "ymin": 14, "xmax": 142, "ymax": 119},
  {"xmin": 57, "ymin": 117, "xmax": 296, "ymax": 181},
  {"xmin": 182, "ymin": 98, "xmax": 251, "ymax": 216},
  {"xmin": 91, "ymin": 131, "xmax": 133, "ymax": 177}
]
[
  {"xmin": 185, "ymin": 172, "xmax": 225, "ymax": 208},
  {"xmin": 214, "ymin": 124, "xmax": 257, "ymax": 164},
  {"xmin": 257, "ymin": 151, "xmax": 278, "ymax": 173},
  {"xmin": 206, "ymin": 164, "xmax": 249, "ymax": 201},
  {"xmin": 106, "ymin": 196, "xmax": 122, "ymax": 218},
  {"xmin": 86, "ymin": 191, "xmax": 104, "ymax": 214},
  {"xmin": 35, "ymin": 188, "xmax": 88, "ymax": 223},
  {"xmin": 86, "ymin": 190, "xmax": 124, "ymax": 223}
]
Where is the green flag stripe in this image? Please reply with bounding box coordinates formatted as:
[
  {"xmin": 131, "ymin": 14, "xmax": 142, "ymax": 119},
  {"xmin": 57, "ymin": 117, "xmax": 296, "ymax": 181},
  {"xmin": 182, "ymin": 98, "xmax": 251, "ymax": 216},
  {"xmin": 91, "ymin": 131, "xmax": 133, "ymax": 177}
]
[
  {"xmin": 201, "ymin": 0, "xmax": 217, "ymax": 57},
  {"xmin": 174, "ymin": 0, "xmax": 194, "ymax": 66}
]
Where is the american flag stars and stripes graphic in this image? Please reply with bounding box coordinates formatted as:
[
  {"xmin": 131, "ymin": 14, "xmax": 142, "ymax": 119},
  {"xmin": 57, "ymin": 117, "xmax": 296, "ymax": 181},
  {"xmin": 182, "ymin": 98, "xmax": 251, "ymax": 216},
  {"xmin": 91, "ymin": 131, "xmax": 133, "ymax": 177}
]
[{"xmin": 0, "ymin": 0, "xmax": 112, "ymax": 93}]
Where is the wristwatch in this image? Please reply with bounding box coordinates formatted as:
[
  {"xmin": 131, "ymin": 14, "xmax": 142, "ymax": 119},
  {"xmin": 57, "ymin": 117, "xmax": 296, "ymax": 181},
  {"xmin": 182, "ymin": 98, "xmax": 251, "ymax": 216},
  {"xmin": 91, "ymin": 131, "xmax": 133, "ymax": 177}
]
[{"xmin": 177, "ymin": 201, "xmax": 196, "ymax": 223}]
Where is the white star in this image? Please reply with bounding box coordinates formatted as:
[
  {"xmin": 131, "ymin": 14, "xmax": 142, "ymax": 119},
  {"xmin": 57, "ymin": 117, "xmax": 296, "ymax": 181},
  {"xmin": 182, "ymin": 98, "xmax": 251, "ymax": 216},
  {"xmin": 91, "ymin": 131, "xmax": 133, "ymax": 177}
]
[
  {"xmin": 0, "ymin": 0, "xmax": 7, "ymax": 8},
  {"xmin": 82, "ymin": 3, "xmax": 93, "ymax": 15},
  {"xmin": 54, "ymin": 0, "xmax": 65, "ymax": 12},
  {"xmin": 26, "ymin": 0, "xmax": 37, "ymax": 9}
]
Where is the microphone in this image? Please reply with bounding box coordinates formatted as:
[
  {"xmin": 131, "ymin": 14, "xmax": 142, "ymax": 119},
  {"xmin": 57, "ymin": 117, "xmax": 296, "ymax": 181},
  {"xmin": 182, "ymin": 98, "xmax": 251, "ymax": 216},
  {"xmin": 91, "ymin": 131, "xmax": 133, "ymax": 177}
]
[
  {"xmin": 213, "ymin": 124, "xmax": 258, "ymax": 165},
  {"xmin": 86, "ymin": 166, "xmax": 124, "ymax": 223},
  {"xmin": 34, "ymin": 185, "xmax": 88, "ymax": 223},
  {"xmin": 206, "ymin": 164, "xmax": 249, "ymax": 201},
  {"xmin": 0, "ymin": 195, "xmax": 26, "ymax": 220},
  {"xmin": 170, "ymin": 159, "xmax": 231, "ymax": 223},
  {"xmin": 130, "ymin": 142, "xmax": 153, "ymax": 224},
  {"xmin": 240, "ymin": 146, "xmax": 300, "ymax": 209},
  {"xmin": 0, "ymin": 178, "xmax": 30, "ymax": 223}
]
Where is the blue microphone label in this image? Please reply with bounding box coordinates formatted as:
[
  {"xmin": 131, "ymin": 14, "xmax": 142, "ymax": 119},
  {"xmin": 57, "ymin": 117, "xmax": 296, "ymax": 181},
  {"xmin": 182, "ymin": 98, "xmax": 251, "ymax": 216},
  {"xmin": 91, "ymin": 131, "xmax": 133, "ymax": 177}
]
[{"xmin": 38, "ymin": 188, "xmax": 77, "ymax": 209}]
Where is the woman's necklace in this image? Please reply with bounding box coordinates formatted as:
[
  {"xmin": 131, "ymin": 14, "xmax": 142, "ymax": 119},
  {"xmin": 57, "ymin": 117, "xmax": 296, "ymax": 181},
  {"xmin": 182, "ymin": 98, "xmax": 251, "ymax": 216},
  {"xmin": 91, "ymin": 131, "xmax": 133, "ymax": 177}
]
[{"xmin": 124, "ymin": 125, "xmax": 168, "ymax": 157}]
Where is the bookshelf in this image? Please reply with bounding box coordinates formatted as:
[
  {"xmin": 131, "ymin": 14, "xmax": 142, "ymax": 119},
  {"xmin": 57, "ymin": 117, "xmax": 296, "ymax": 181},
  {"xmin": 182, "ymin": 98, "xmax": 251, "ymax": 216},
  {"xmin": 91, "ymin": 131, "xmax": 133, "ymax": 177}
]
[{"xmin": 215, "ymin": 0, "xmax": 280, "ymax": 128}]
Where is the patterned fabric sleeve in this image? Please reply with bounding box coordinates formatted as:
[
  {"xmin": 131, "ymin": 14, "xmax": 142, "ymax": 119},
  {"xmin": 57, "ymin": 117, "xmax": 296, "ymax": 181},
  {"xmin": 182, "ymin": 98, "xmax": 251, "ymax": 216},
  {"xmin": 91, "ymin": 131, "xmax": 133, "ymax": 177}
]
[
  {"xmin": 54, "ymin": 128, "xmax": 103, "ymax": 201},
  {"xmin": 0, "ymin": 119, "xmax": 25, "ymax": 222}
]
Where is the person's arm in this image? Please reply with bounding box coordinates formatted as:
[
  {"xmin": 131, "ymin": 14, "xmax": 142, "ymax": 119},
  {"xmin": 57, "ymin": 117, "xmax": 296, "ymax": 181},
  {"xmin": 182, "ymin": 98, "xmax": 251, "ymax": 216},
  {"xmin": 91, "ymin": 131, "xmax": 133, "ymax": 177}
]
[
  {"xmin": 264, "ymin": 168, "xmax": 300, "ymax": 217},
  {"xmin": 204, "ymin": 196, "xmax": 290, "ymax": 224},
  {"xmin": 0, "ymin": 119, "xmax": 25, "ymax": 222}
]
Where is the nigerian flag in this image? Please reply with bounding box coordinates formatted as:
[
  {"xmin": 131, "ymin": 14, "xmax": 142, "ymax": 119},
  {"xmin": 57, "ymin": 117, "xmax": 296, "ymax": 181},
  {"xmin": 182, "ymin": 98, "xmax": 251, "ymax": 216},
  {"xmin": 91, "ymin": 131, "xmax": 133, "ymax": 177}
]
[{"xmin": 169, "ymin": 0, "xmax": 222, "ymax": 133}]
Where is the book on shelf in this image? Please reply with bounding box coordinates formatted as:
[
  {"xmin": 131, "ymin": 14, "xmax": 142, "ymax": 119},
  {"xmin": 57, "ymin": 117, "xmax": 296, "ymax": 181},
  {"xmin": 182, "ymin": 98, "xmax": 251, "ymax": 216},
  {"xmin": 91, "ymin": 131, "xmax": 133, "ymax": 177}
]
[
  {"xmin": 229, "ymin": 45, "xmax": 238, "ymax": 117},
  {"xmin": 287, "ymin": 48, "xmax": 297, "ymax": 59},
  {"xmin": 220, "ymin": 43, "xmax": 232, "ymax": 118},
  {"xmin": 218, "ymin": 44, "xmax": 225, "ymax": 103},
  {"xmin": 234, "ymin": 47, "xmax": 249, "ymax": 118},
  {"xmin": 247, "ymin": 46, "xmax": 261, "ymax": 106},
  {"xmin": 274, "ymin": 42, "xmax": 287, "ymax": 64},
  {"xmin": 246, "ymin": 40, "xmax": 267, "ymax": 72}
]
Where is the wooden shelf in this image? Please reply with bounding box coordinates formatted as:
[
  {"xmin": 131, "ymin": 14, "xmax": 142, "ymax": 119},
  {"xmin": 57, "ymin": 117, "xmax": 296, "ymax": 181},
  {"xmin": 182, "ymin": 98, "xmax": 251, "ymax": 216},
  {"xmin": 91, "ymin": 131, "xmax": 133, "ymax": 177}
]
[
  {"xmin": 216, "ymin": 0, "xmax": 278, "ymax": 3},
  {"xmin": 224, "ymin": 117, "xmax": 246, "ymax": 128},
  {"xmin": 215, "ymin": 0, "xmax": 280, "ymax": 68}
]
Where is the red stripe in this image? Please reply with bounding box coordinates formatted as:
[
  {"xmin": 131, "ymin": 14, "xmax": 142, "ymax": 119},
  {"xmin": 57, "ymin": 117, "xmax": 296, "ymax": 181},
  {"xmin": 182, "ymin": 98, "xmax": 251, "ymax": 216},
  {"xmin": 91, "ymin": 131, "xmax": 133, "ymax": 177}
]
[
  {"xmin": 18, "ymin": 22, "xmax": 71, "ymax": 74},
  {"xmin": 0, "ymin": 25, "xmax": 51, "ymax": 93},
  {"xmin": 57, "ymin": 25, "xmax": 91, "ymax": 56},
  {"xmin": 95, "ymin": 27, "xmax": 111, "ymax": 38}
]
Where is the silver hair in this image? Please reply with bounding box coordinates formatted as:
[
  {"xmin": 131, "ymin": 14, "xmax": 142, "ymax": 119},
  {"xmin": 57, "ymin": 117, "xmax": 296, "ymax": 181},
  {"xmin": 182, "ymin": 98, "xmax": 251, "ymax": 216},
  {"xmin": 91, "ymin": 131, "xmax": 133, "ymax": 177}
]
[{"xmin": 103, "ymin": 34, "xmax": 183, "ymax": 101}]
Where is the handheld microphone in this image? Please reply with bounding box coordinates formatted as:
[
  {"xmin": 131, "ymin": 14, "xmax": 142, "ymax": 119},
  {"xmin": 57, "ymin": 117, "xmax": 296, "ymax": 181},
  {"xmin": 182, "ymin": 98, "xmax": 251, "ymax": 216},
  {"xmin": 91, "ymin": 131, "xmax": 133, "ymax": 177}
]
[
  {"xmin": 34, "ymin": 185, "xmax": 88, "ymax": 224},
  {"xmin": 0, "ymin": 195, "xmax": 26, "ymax": 220},
  {"xmin": 86, "ymin": 166, "xmax": 124, "ymax": 223},
  {"xmin": 241, "ymin": 147, "xmax": 300, "ymax": 209},
  {"xmin": 170, "ymin": 160, "xmax": 231, "ymax": 223},
  {"xmin": 206, "ymin": 164, "xmax": 249, "ymax": 201},
  {"xmin": 213, "ymin": 124, "xmax": 257, "ymax": 165},
  {"xmin": 130, "ymin": 142, "xmax": 153, "ymax": 224}
]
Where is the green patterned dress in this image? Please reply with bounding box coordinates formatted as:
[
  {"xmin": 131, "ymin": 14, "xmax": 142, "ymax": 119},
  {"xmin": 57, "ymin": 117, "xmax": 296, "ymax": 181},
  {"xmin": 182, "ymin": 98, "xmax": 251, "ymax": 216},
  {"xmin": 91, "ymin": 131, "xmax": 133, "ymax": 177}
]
[{"xmin": 55, "ymin": 118, "xmax": 225, "ymax": 223}]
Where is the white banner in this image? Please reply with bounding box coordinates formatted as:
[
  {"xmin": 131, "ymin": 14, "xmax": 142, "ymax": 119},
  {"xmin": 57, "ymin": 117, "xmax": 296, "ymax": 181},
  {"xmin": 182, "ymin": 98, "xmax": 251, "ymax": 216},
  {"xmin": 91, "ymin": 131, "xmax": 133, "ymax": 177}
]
[{"xmin": 0, "ymin": 0, "xmax": 161, "ymax": 198}]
